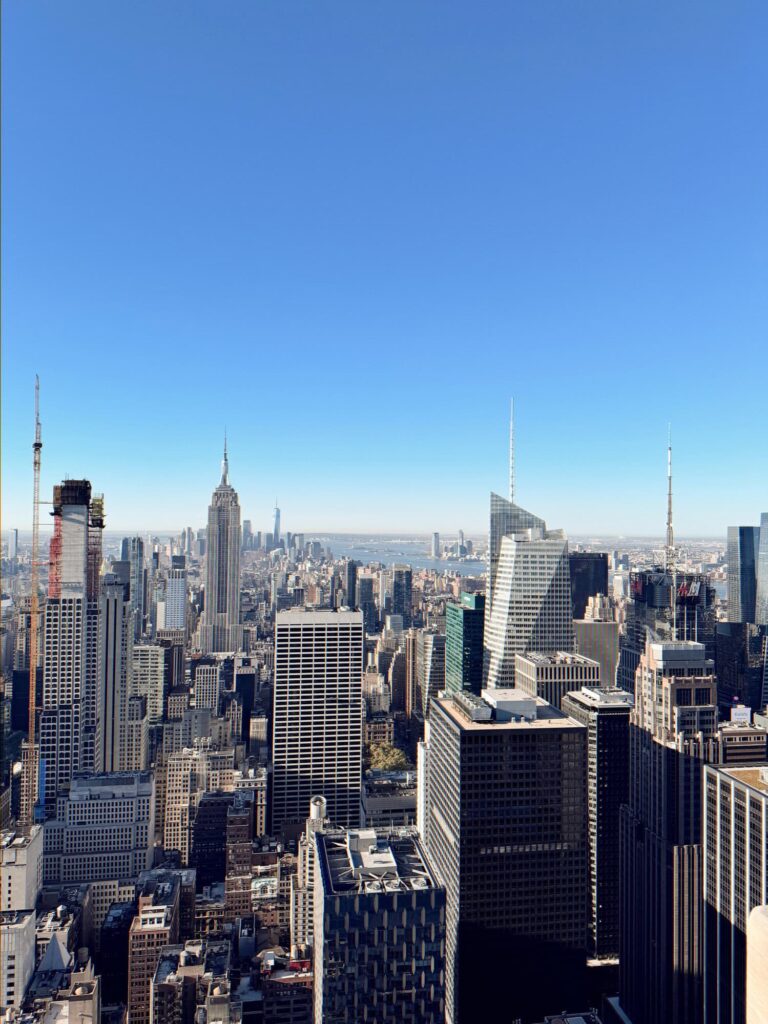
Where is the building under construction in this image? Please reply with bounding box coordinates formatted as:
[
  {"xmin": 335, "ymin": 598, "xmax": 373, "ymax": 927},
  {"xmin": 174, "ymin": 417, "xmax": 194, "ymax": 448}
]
[{"xmin": 38, "ymin": 479, "xmax": 105, "ymax": 815}]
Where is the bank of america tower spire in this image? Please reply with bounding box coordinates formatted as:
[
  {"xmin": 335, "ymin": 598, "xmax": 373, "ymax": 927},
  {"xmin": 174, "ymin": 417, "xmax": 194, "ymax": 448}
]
[{"xmin": 199, "ymin": 437, "xmax": 242, "ymax": 653}]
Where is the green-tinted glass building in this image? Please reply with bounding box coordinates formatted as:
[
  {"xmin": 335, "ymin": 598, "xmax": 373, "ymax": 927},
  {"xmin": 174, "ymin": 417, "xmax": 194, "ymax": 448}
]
[{"xmin": 445, "ymin": 592, "xmax": 485, "ymax": 695}]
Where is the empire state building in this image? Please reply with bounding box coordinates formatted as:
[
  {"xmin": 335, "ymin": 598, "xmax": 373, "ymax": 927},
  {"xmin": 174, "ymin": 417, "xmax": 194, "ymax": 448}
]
[{"xmin": 200, "ymin": 442, "xmax": 242, "ymax": 653}]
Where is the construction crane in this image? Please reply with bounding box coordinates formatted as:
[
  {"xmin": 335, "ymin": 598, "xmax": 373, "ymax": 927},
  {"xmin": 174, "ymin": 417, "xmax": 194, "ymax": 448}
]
[{"xmin": 20, "ymin": 376, "xmax": 42, "ymax": 828}]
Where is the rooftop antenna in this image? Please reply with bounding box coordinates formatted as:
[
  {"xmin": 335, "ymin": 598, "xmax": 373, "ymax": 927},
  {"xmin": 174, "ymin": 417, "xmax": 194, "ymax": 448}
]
[
  {"xmin": 221, "ymin": 429, "xmax": 229, "ymax": 485},
  {"xmin": 508, "ymin": 397, "xmax": 515, "ymax": 503},
  {"xmin": 20, "ymin": 376, "xmax": 43, "ymax": 828},
  {"xmin": 664, "ymin": 425, "xmax": 678, "ymax": 639},
  {"xmin": 665, "ymin": 425, "xmax": 674, "ymax": 572}
]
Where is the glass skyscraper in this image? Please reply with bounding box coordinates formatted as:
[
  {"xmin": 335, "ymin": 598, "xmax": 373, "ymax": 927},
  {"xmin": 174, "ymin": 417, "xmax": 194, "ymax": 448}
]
[
  {"xmin": 445, "ymin": 593, "xmax": 485, "ymax": 696},
  {"xmin": 727, "ymin": 525, "xmax": 761, "ymax": 624}
]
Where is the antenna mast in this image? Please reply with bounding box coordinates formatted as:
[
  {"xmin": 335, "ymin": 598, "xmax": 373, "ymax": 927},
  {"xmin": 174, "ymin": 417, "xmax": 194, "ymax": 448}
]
[
  {"xmin": 508, "ymin": 397, "xmax": 515, "ymax": 503},
  {"xmin": 20, "ymin": 377, "xmax": 43, "ymax": 827},
  {"xmin": 665, "ymin": 426, "xmax": 674, "ymax": 572},
  {"xmin": 664, "ymin": 425, "xmax": 678, "ymax": 640}
]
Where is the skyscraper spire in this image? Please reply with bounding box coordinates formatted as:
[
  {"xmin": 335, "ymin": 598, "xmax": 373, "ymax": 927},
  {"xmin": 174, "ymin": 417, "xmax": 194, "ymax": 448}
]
[
  {"xmin": 508, "ymin": 397, "xmax": 515, "ymax": 503},
  {"xmin": 221, "ymin": 431, "xmax": 229, "ymax": 486},
  {"xmin": 665, "ymin": 426, "xmax": 674, "ymax": 572}
]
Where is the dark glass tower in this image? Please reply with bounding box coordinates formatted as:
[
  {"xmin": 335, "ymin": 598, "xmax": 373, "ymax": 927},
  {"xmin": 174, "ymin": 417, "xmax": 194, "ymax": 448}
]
[
  {"xmin": 569, "ymin": 551, "xmax": 609, "ymax": 619},
  {"xmin": 727, "ymin": 525, "xmax": 761, "ymax": 624},
  {"xmin": 561, "ymin": 686, "xmax": 631, "ymax": 961},
  {"xmin": 391, "ymin": 564, "xmax": 413, "ymax": 628},
  {"xmin": 424, "ymin": 690, "xmax": 588, "ymax": 1023},
  {"xmin": 445, "ymin": 593, "xmax": 485, "ymax": 696}
]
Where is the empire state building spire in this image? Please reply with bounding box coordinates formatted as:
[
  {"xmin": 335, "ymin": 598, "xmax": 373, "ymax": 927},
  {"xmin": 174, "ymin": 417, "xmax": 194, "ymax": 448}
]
[{"xmin": 221, "ymin": 432, "xmax": 229, "ymax": 486}]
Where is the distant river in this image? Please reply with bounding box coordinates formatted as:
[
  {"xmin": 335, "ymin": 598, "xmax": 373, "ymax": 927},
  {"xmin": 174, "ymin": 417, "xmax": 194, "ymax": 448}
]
[{"xmin": 314, "ymin": 535, "xmax": 487, "ymax": 578}]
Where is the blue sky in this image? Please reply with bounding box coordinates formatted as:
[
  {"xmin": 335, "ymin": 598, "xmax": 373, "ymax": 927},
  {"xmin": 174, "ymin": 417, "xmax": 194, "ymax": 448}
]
[{"xmin": 3, "ymin": 1, "xmax": 766, "ymax": 536}]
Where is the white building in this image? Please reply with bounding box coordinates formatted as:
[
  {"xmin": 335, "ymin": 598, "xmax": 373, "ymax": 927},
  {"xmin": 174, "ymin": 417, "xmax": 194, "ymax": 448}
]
[
  {"xmin": 43, "ymin": 770, "xmax": 155, "ymax": 884},
  {"xmin": 484, "ymin": 526, "xmax": 574, "ymax": 689},
  {"xmin": 514, "ymin": 651, "xmax": 600, "ymax": 709},
  {"xmin": 0, "ymin": 828, "xmax": 43, "ymax": 912},
  {"xmin": 0, "ymin": 909, "xmax": 35, "ymax": 1011},
  {"xmin": 272, "ymin": 610, "xmax": 364, "ymax": 832},
  {"xmin": 290, "ymin": 796, "xmax": 329, "ymax": 949},
  {"xmin": 132, "ymin": 644, "xmax": 167, "ymax": 723},
  {"xmin": 193, "ymin": 661, "xmax": 222, "ymax": 713},
  {"xmin": 164, "ymin": 568, "xmax": 187, "ymax": 631}
]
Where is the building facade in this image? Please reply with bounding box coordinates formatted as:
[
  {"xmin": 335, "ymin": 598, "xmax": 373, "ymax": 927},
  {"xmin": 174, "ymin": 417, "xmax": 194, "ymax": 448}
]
[
  {"xmin": 728, "ymin": 526, "xmax": 761, "ymax": 624},
  {"xmin": 424, "ymin": 689, "xmax": 588, "ymax": 1023},
  {"xmin": 39, "ymin": 480, "xmax": 104, "ymax": 812},
  {"xmin": 313, "ymin": 827, "xmax": 445, "ymax": 1023},
  {"xmin": 445, "ymin": 593, "xmax": 485, "ymax": 696},
  {"xmin": 43, "ymin": 770, "xmax": 154, "ymax": 884},
  {"xmin": 561, "ymin": 686, "xmax": 631, "ymax": 960},
  {"xmin": 199, "ymin": 445, "xmax": 242, "ymax": 654},
  {"xmin": 703, "ymin": 764, "xmax": 768, "ymax": 1024},
  {"xmin": 620, "ymin": 641, "xmax": 719, "ymax": 1024},
  {"xmin": 272, "ymin": 611, "xmax": 364, "ymax": 833},
  {"xmin": 515, "ymin": 651, "xmax": 600, "ymax": 709},
  {"xmin": 484, "ymin": 526, "xmax": 574, "ymax": 689}
]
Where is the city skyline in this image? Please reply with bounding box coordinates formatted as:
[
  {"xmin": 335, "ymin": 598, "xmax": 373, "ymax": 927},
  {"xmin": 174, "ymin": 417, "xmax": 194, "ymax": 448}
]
[
  {"xmin": 2, "ymin": 414, "xmax": 766, "ymax": 537},
  {"xmin": 3, "ymin": 2, "xmax": 767, "ymax": 535}
]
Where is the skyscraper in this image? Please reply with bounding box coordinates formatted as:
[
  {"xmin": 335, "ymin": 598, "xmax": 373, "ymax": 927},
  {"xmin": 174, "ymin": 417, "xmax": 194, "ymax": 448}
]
[
  {"xmin": 431, "ymin": 532, "xmax": 440, "ymax": 559},
  {"xmin": 313, "ymin": 827, "xmax": 446, "ymax": 1023},
  {"xmin": 424, "ymin": 688, "xmax": 588, "ymax": 1023},
  {"xmin": 569, "ymin": 551, "xmax": 609, "ymax": 619},
  {"xmin": 484, "ymin": 526, "xmax": 574, "ymax": 688},
  {"xmin": 620, "ymin": 641, "xmax": 719, "ymax": 1024},
  {"xmin": 199, "ymin": 442, "xmax": 242, "ymax": 653},
  {"xmin": 414, "ymin": 629, "xmax": 446, "ymax": 718},
  {"xmin": 756, "ymin": 512, "xmax": 768, "ymax": 626},
  {"xmin": 617, "ymin": 568, "xmax": 718, "ymax": 692},
  {"xmin": 273, "ymin": 499, "xmax": 281, "ymax": 548},
  {"xmin": 163, "ymin": 566, "xmax": 187, "ymax": 632},
  {"xmin": 39, "ymin": 480, "xmax": 104, "ymax": 812},
  {"xmin": 728, "ymin": 526, "xmax": 761, "ymax": 624},
  {"xmin": 445, "ymin": 593, "xmax": 485, "ymax": 696},
  {"xmin": 487, "ymin": 492, "xmax": 545, "ymax": 621},
  {"xmin": 561, "ymin": 686, "xmax": 632, "ymax": 961},
  {"xmin": 123, "ymin": 537, "xmax": 146, "ymax": 641},
  {"xmin": 574, "ymin": 593, "xmax": 620, "ymax": 690},
  {"xmin": 343, "ymin": 559, "xmax": 358, "ymax": 609},
  {"xmin": 271, "ymin": 610, "xmax": 364, "ymax": 832},
  {"xmin": 99, "ymin": 575, "xmax": 135, "ymax": 773},
  {"xmin": 391, "ymin": 565, "xmax": 413, "ymax": 628},
  {"xmin": 703, "ymin": 764, "xmax": 768, "ymax": 1024}
]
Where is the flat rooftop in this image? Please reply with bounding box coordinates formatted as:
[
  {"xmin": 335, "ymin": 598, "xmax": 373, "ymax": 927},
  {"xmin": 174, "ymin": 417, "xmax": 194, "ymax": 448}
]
[
  {"xmin": 1, "ymin": 827, "xmax": 41, "ymax": 850},
  {"xmin": 718, "ymin": 766, "xmax": 768, "ymax": 796},
  {"xmin": 516, "ymin": 651, "xmax": 600, "ymax": 668},
  {"xmin": 0, "ymin": 909, "xmax": 35, "ymax": 925},
  {"xmin": 276, "ymin": 609, "xmax": 363, "ymax": 625},
  {"xmin": 437, "ymin": 693, "xmax": 582, "ymax": 731},
  {"xmin": 564, "ymin": 687, "xmax": 634, "ymax": 709},
  {"xmin": 317, "ymin": 828, "xmax": 438, "ymax": 896}
]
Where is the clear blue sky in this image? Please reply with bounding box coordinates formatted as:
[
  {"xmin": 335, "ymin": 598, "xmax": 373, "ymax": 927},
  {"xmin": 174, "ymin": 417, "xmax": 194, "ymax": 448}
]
[{"xmin": 3, "ymin": 1, "xmax": 766, "ymax": 536}]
